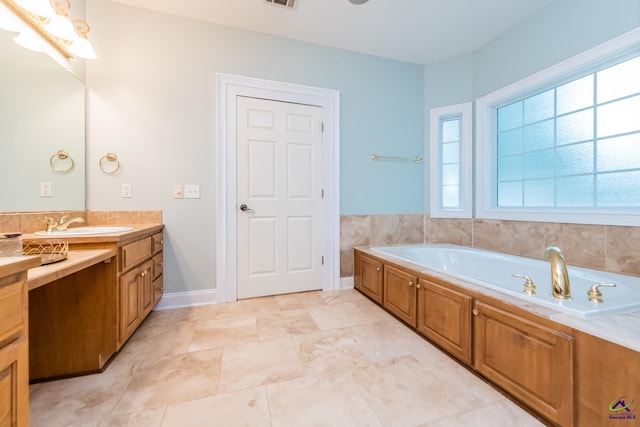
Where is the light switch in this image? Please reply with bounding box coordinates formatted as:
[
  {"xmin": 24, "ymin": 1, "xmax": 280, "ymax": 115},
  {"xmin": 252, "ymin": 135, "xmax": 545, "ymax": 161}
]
[
  {"xmin": 121, "ymin": 183, "xmax": 132, "ymax": 198},
  {"xmin": 40, "ymin": 182, "xmax": 52, "ymax": 197},
  {"xmin": 184, "ymin": 184, "xmax": 200, "ymax": 199},
  {"xmin": 173, "ymin": 185, "xmax": 184, "ymax": 199}
]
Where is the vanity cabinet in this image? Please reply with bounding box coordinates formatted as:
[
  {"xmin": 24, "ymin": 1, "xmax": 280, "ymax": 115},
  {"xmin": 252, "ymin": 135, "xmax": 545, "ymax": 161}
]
[
  {"xmin": 120, "ymin": 260, "xmax": 153, "ymax": 344},
  {"xmin": 55, "ymin": 226, "xmax": 164, "ymax": 351},
  {"xmin": 416, "ymin": 278, "xmax": 472, "ymax": 365},
  {"xmin": 354, "ymin": 253, "xmax": 383, "ymax": 304},
  {"xmin": 383, "ymin": 264, "xmax": 418, "ymax": 326},
  {"xmin": 0, "ymin": 257, "xmax": 40, "ymax": 427},
  {"xmin": 117, "ymin": 231, "xmax": 163, "ymax": 347},
  {"xmin": 473, "ymin": 301, "xmax": 574, "ymax": 426}
]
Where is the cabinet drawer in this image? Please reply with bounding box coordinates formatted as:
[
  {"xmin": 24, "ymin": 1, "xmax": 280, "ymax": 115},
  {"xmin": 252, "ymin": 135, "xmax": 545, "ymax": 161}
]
[
  {"xmin": 0, "ymin": 274, "xmax": 26, "ymax": 346},
  {"xmin": 120, "ymin": 237, "xmax": 152, "ymax": 271},
  {"xmin": 152, "ymin": 253, "xmax": 163, "ymax": 280},
  {"xmin": 152, "ymin": 232, "xmax": 163, "ymax": 255}
]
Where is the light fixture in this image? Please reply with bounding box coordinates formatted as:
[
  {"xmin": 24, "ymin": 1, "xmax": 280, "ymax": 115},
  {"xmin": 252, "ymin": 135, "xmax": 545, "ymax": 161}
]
[
  {"xmin": 0, "ymin": 0, "xmax": 96, "ymax": 61},
  {"xmin": 348, "ymin": 0, "xmax": 370, "ymax": 4}
]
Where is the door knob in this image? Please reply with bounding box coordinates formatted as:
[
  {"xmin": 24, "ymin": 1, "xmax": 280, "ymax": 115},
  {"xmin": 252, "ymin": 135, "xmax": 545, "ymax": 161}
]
[{"xmin": 240, "ymin": 204, "xmax": 255, "ymax": 213}]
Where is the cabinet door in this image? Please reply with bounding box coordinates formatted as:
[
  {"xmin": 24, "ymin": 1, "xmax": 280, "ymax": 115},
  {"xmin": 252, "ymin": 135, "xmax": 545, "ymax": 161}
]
[
  {"xmin": 139, "ymin": 261, "xmax": 154, "ymax": 319},
  {"xmin": 0, "ymin": 337, "xmax": 28, "ymax": 427},
  {"xmin": 416, "ymin": 279, "xmax": 472, "ymax": 365},
  {"xmin": 383, "ymin": 264, "xmax": 417, "ymax": 327},
  {"xmin": 120, "ymin": 268, "xmax": 141, "ymax": 344},
  {"xmin": 473, "ymin": 301, "xmax": 574, "ymax": 427},
  {"xmin": 355, "ymin": 253, "xmax": 384, "ymax": 304},
  {"xmin": 152, "ymin": 275, "xmax": 163, "ymax": 306}
]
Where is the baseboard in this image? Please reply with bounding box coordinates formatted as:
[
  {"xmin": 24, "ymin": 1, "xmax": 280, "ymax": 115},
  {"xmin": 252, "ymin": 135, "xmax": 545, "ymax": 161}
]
[
  {"xmin": 340, "ymin": 276, "xmax": 354, "ymax": 290},
  {"xmin": 154, "ymin": 289, "xmax": 217, "ymax": 310}
]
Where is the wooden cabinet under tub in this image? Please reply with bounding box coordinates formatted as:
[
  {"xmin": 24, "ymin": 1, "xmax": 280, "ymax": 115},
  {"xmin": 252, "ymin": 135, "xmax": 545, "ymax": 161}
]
[
  {"xmin": 353, "ymin": 247, "xmax": 640, "ymax": 426},
  {"xmin": 416, "ymin": 278, "xmax": 472, "ymax": 365},
  {"xmin": 383, "ymin": 264, "xmax": 418, "ymax": 327},
  {"xmin": 354, "ymin": 252, "xmax": 383, "ymax": 304},
  {"xmin": 473, "ymin": 300, "xmax": 574, "ymax": 426}
]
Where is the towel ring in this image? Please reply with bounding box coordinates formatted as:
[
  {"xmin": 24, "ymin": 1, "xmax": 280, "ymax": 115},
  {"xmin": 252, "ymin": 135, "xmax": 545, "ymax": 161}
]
[
  {"xmin": 49, "ymin": 150, "xmax": 75, "ymax": 173},
  {"xmin": 99, "ymin": 153, "xmax": 121, "ymax": 174}
]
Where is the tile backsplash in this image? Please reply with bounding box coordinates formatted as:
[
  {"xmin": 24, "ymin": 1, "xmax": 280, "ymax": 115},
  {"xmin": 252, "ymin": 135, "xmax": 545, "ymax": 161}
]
[
  {"xmin": 0, "ymin": 210, "xmax": 162, "ymax": 234},
  {"xmin": 341, "ymin": 214, "xmax": 640, "ymax": 278}
]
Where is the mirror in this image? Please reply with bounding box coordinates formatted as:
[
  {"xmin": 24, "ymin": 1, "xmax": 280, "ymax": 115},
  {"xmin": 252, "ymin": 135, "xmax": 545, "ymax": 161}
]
[{"xmin": 0, "ymin": 28, "xmax": 85, "ymax": 212}]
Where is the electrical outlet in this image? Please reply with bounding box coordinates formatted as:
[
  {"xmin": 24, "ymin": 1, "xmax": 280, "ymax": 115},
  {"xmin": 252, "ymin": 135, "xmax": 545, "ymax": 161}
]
[
  {"xmin": 121, "ymin": 183, "xmax": 132, "ymax": 198},
  {"xmin": 173, "ymin": 185, "xmax": 184, "ymax": 199},
  {"xmin": 40, "ymin": 182, "xmax": 52, "ymax": 197},
  {"xmin": 184, "ymin": 184, "xmax": 200, "ymax": 199}
]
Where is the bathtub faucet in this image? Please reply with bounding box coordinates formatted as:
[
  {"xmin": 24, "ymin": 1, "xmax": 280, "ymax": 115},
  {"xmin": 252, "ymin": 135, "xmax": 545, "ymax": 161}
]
[{"xmin": 544, "ymin": 246, "xmax": 571, "ymax": 300}]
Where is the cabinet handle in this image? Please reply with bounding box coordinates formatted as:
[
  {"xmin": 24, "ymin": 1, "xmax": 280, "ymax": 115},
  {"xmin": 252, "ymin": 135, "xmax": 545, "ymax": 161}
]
[
  {"xmin": 376, "ymin": 267, "xmax": 381, "ymax": 272},
  {"xmin": 408, "ymin": 281, "xmax": 414, "ymax": 287},
  {"xmin": 472, "ymin": 309, "xmax": 479, "ymax": 316},
  {"xmin": 416, "ymin": 283, "xmax": 421, "ymax": 289}
]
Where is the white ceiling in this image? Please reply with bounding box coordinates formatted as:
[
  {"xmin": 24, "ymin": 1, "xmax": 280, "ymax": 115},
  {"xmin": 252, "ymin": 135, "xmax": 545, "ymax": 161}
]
[{"xmin": 108, "ymin": 0, "xmax": 553, "ymax": 65}]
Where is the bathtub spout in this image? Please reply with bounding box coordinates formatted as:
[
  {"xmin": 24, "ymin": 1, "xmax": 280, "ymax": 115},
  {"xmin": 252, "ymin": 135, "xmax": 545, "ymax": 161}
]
[{"xmin": 544, "ymin": 246, "xmax": 571, "ymax": 300}]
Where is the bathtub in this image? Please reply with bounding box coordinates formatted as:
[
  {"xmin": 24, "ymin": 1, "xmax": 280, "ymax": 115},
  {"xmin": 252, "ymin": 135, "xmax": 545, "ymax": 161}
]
[{"xmin": 370, "ymin": 244, "xmax": 640, "ymax": 319}]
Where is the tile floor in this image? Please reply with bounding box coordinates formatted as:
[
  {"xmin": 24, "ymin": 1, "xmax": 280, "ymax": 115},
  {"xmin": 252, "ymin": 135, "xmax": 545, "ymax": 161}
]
[{"xmin": 29, "ymin": 290, "xmax": 545, "ymax": 426}]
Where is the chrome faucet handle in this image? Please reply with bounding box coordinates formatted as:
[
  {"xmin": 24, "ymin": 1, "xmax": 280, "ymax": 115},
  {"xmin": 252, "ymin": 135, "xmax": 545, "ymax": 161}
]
[
  {"xmin": 512, "ymin": 273, "xmax": 536, "ymax": 295},
  {"xmin": 587, "ymin": 283, "xmax": 616, "ymax": 304}
]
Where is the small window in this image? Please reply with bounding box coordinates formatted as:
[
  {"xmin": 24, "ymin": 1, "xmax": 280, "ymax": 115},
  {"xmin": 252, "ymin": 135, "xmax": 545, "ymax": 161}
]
[{"xmin": 429, "ymin": 102, "xmax": 472, "ymax": 218}]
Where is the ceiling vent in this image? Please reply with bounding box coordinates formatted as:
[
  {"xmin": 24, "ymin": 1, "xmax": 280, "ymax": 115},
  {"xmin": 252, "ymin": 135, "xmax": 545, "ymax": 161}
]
[{"xmin": 265, "ymin": 0, "xmax": 296, "ymax": 9}]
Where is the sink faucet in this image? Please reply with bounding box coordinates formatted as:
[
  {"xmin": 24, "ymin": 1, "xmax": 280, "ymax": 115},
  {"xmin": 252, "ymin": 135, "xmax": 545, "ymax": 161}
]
[
  {"xmin": 544, "ymin": 246, "xmax": 571, "ymax": 300},
  {"xmin": 44, "ymin": 216, "xmax": 85, "ymax": 232}
]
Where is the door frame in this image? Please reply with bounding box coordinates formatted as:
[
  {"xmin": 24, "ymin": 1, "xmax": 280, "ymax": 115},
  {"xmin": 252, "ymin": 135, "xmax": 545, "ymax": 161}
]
[{"xmin": 215, "ymin": 73, "xmax": 341, "ymax": 303}]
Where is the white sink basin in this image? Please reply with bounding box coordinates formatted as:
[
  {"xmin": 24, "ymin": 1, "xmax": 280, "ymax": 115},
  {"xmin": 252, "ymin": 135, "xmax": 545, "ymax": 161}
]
[{"xmin": 35, "ymin": 226, "xmax": 133, "ymax": 236}]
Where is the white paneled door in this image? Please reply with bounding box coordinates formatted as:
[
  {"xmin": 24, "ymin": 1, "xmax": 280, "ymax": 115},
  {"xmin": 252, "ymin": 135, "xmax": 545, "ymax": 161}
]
[{"xmin": 236, "ymin": 96, "xmax": 324, "ymax": 299}]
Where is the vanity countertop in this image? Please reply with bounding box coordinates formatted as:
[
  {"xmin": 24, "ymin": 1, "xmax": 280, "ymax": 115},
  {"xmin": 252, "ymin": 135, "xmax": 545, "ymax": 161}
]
[
  {"xmin": 22, "ymin": 224, "xmax": 164, "ymax": 246},
  {"xmin": 27, "ymin": 248, "xmax": 117, "ymax": 291},
  {"xmin": 0, "ymin": 255, "xmax": 41, "ymax": 278}
]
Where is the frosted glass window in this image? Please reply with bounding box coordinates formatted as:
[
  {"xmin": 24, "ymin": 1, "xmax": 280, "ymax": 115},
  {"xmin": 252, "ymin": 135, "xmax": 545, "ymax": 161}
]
[
  {"xmin": 556, "ymin": 142, "xmax": 593, "ymax": 176},
  {"xmin": 597, "ymin": 171, "xmax": 640, "ymax": 206},
  {"xmin": 430, "ymin": 102, "xmax": 472, "ymax": 218},
  {"xmin": 497, "ymin": 128, "xmax": 523, "ymax": 156},
  {"xmin": 498, "ymin": 101, "xmax": 522, "ymax": 131},
  {"xmin": 442, "ymin": 142, "xmax": 459, "ymax": 164},
  {"xmin": 498, "ymin": 181, "xmax": 522, "ymax": 207},
  {"xmin": 597, "ymin": 95, "xmax": 640, "ymax": 138},
  {"xmin": 498, "ymin": 155, "xmax": 522, "ymax": 181},
  {"xmin": 524, "ymin": 89, "xmax": 554, "ymax": 124},
  {"xmin": 494, "ymin": 54, "xmax": 640, "ymax": 210},
  {"xmin": 524, "ymin": 179, "xmax": 554, "ymax": 207},
  {"xmin": 439, "ymin": 117, "xmax": 461, "ymax": 208},
  {"xmin": 442, "ymin": 164, "xmax": 460, "ymax": 186},
  {"xmin": 557, "ymin": 176, "xmax": 594, "ymax": 207},
  {"xmin": 523, "ymin": 150, "xmax": 554, "ymax": 179},
  {"xmin": 524, "ymin": 119, "xmax": 554, "ymax": 152},
  {"xmin": 442, "ymin": 120, "xmax": 460, "ymax": 142},
  {"xmin": 597, "ymin": 56, "xmax": 640, "ymax": 103},
  {"xmin": 557, "ymin": 109, "xmax": 593, "ymax": 145},
  {"xmin": 597, "ymin": 134, "xmax": 640, "ymax": 172},
  {"xmin": 442, "ymin": 185, "xmax": 459, "ymax": 207},
  {"xmin": 557, "ymin": 75, "xmax": 593, "ymax": 115}
]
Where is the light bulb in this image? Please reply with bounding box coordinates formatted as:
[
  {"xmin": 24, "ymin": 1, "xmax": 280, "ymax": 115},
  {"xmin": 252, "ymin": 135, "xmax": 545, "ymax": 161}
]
[
  {"xmin": 45, "ymin": 13, "xmax": 75, "ymax": 40},
  {"xmin": 14, "ymin": 30, "xmax": 45, "ymax": 52},
  {"xmin": 15, "ymin": 0, "xmax": 55, "ymax": 18},
  {"xmin": 68, "ymin": 36, "xmax": 96, "ymax": 59}
]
